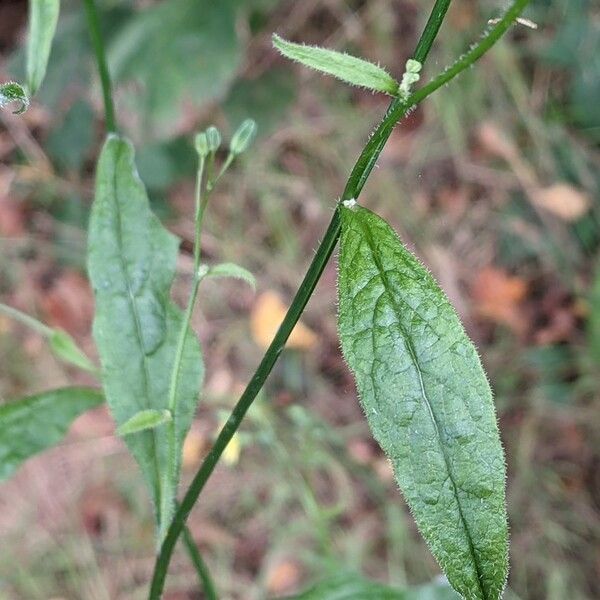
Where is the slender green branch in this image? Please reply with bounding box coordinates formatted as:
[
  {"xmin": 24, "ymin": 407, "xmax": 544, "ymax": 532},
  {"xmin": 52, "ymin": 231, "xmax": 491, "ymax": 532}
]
[
  {"xmin": 182, "ymin": 526, "xmax": 218, "ymax": 600},
  {"xmin": 161, "ymin": 157, "xmax": 207, "ymax": 541},
  {"xmin": 409, "ymin": 0, "xmax": 531, "ymax": 107},
  {"xmin": 149, "ymin": 0, "xmax": 532, "ymax": 595},
  {"xmin": 0, "ymin": 302, "xmax": 53, "ymax": 337},
  {"xmin": 82, "ymin": 0, "xmax": 117, "ymax": 132}
]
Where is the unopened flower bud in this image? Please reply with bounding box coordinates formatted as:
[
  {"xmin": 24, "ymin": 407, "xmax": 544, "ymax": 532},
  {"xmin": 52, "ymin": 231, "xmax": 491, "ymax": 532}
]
[
  {"xmin": 194, "ymin": 132, "xmax": 209, "ymax": 157},
  {"xmin": 230, "ymin": 119, "xmax": 257, "ymax": 155},
  {"xmin": 206, "ymin": 126, "xmax": 221, "ymax": 153}
]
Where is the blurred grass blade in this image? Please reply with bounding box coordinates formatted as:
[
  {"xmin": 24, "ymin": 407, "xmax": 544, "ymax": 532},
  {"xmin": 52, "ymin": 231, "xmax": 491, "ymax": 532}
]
[
  {"xmin": 204, "ymin": 262, "xmax": 256, "ymax": 290},
  {"xmin": 0, "ymin": 387, "xmax": 103, "ymax": 481},
  {"xmin": 337, "ymin": 204, "xmax": 508, "ymax": 600},
  {"xmin": 286, "ymin": 572, "xmax": 460, "ymax": 599},
  {"xmin": 587, "ymin": 258, "xmax": 600, "ymax": 364},
  {"xmin": 117, "ymin": 409, "xmax": 172, "ymax": 437},
  {"xmin": 26, "ymin": 0, "xmax": 60, "ymax": 95},
  {"xmin": 87, "ymin": 134, "xmax": 203, "ymax": 541},
  {"xmin": 273, "ymin": 34, "xmax": 399, "ymax": 96}
]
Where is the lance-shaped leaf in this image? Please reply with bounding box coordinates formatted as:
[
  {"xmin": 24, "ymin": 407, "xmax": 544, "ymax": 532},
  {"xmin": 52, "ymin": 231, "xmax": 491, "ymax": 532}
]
[
  {"xmin": 87, "ymin": 135, "xmax": 203, "ymax": 540},
  {"xmin": 337, "ymin": 204, "xmax": 508, "ymax": 600},
  {"xmin": 26, "ymin": 0, "xmax": 60, "ymax": 95},
  {"xmin": 201, "ymin": 262, "xmax": 256, "ymax": 290},
  {"xmin": 273, "ymin": 34, "xmax": 399, "ymax": 96},
  {"xmin": 0, "ymin": 387, "xmax": 103, "ymax": 481}
]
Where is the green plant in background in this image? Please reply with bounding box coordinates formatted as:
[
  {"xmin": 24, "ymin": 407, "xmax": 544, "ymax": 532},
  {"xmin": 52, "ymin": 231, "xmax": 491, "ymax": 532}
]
[{"xmin": 0, "ymin": 0, "xmax": 536, "ymax": 598}]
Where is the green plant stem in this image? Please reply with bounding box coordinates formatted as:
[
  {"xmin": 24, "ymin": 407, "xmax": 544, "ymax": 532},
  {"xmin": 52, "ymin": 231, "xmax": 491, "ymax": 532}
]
[
  {"xmin": 182, "ymin": 526, "xmax": 218, "ymax": 600},
  {"xmin": 149, "ymin": 0, "xmax": 531, "ymax": 595},
  {"xmin": 82, "ymin": 0, "xmax": 117, "ymax": 132},
  {"xmin": 162, "ymin": 157, "xmax": 207, "ymax": 541},
  {"xmin": 0, "ymin": 302, "xmax": 53, "ymax": 337}
]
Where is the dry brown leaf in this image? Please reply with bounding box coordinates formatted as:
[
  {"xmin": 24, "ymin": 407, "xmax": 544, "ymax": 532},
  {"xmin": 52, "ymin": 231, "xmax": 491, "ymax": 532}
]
[
  {"xmin": 266, "ymin": 560, "xmax": 302, "ymax": 595},
  {"xmin": 182, "ymin": 428, "xmax": 207, "ymax": 470},
  {"xmin": 532, "ymin": 183, "xmax": 590, "ymax": 222},
  {"xmin": 471, "ymin": 267, "xmax": 528, "ymax": 335},
  {"xmin": 38, "ymin": 270, "xmax": 94, "ymax": 335},
  {"xmin": 250, "ymin": 290, "xmax": 317, "ymax": 350}
]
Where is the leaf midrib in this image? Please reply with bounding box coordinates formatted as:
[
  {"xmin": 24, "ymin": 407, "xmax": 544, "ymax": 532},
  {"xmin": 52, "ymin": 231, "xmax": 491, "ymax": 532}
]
[
  {"xmin": 355, "ymin": 213, "xmax": 488, "ymax": 600},
  {"xmin": 110, "ymin": 141, "xmax": 163, "ymax": 520}
]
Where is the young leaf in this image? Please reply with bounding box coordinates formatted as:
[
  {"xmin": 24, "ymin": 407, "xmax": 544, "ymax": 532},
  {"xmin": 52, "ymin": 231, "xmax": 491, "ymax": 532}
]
[
  {"xmin": 0, "ymin": 302, "xmax": 96, "ymax": 372},
  {"xmin": 203, "ymin": 262, "xmax": 256, "ymax": 290},
  {"xmin": 26, "ymin": 0, "xmax": 60, "ymax": 95},
  {"xmin": 0, "ymin": 387, "xmax": 103, "ymax": 481},
  {"xmin": 49, "ymin": 329, "xmax": 97, "ymax": 373},
  {"xmin": 87, "ymin": 135, "xmax": 203, "ymax": 540},
  {"xmin": 273, "ymin": 34, "xmax": 399, "ymax": 96},
  {"xmin": 117, "ymin": 409, "xmax": 172, "ymax": 437},
  {"xmin": 337, "ymin": 204, "xmax": 508, "ymax": 600}
]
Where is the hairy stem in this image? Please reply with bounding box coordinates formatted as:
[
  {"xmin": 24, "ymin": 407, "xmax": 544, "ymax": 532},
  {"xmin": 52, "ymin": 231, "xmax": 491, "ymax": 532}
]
[
  {"xmin": 149, "ymin": 0, "xmax": 451, "ymax": 593},
  {"xmin": 149, "ymin": 0, "xmax": 531, "ymax": 595},
  {"xmin": 161, "ymin": 157, "xmax": 207, "ymax": 542},
  {"xmin": 82, "ymin": 0, "xmax": 117, "ymax": 132}
]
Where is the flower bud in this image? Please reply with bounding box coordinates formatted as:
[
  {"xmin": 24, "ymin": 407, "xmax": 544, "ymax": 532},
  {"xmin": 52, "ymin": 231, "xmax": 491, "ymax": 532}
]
[
  {"xmin": 206, "ymin": 126, "xmax": 221, "ymax": 153},
  {"xmin": 230, "ymin": 119, "xmax": 257, "ymax": 155},
  {"xmin": 194, "ymin": 132, "xmax": 210, "ymax": 158}
]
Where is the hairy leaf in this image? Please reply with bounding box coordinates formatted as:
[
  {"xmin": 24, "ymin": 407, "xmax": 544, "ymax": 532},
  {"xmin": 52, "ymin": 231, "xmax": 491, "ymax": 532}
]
[
  {"xmin": 0, "ymin": 387, "xmax": 103, "ymax": 481},
  {"xmin": 88, "ymin": 135, "xmax": 203, "ymax": 540},
  {"xmin": 203, "ymin": 262, "xmax": 256, "ymax": 290},
  {"xmin": 273, "ymin": 34, "xmax": 399, "ymax": 96},
  {"xmin": 287, "ymin": 572, "xmax": 459, "ymax": 600},
  {"xmin": 337, "ymin": 204, "xmax": 508, "ymax": 600},
  {"xmin": 26, "ymin": 0, "xmax": 60, "ymax": 95},
  {"xmin": 117, "ymin": 409, "xmax": 172, "ymax": 437}
]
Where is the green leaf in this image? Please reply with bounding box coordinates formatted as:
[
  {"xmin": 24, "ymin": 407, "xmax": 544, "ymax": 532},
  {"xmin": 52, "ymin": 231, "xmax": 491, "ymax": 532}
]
[
  {"xmin": 117, "ymin": 409, "xmax": 173, "ymax": 437},
  {"xmin": 223, "ymin": 69, "xmax": 295, "ymax": 137},
  {"xmin": 337, "ymin": 204, "xmax": 508, "ymax": 600},
  {"xmin": 203, "ymin": 262, "xmax": 256, "ymax": 290},
  {"xmin": 49, "ymin": 329, "xmax": 96, "ymax": 373},
  {"xmin": 87, "ymin": 134, "xmax": 203, "ymax": 540},
  {"xmin": 285, "ymin": 572, "xmax": 460, "ymax": 600},
  {"xmin": 26, "ymin": 0, "xmax": 60, "ymax": 95},
  {"xmin": 0, "ymin": 82, "xmax": 29, "ymax": 114},
  {"xmin": 108, "ymin": 0, "xmax": 240, "ymax": 134},
  {"xmin": 0, "ymin": 387, "xmax": 103, "ymax": 481},
  {"xmin": 272, "ymin": 34, "xmax": 399, "ymax": 96},
  {"xmin": 46, "ymin": 99, "xmax": 95, "ymax": 172}
]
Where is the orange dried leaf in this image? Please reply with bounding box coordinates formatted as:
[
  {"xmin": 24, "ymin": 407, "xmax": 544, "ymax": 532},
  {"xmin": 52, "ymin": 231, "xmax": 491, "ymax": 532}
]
[
  {"xmin": 471, "ymin": 267, "xmax": 528, "ymax": 334},
  {"xmin": 250, "ymin": 290, "xmax": 317, "ymax": 350},
  {"xmin": 266, "ymin": 560, "xmax": 302, "ymax": 595}
]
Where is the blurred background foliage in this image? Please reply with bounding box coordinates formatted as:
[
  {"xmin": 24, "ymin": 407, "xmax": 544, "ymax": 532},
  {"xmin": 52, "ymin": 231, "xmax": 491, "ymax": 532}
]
[{"xmin": 0, "ymin": 0, "xmax": 598, "ymax": 598}]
